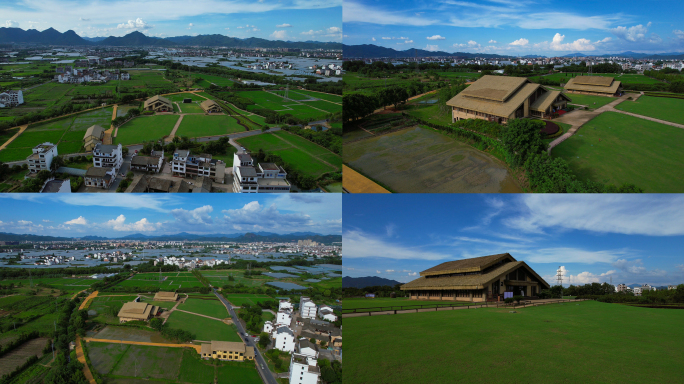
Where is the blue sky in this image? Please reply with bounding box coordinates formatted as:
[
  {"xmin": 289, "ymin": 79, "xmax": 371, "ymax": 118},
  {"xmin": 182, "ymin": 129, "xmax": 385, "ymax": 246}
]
[
  {"xmin": 343, "ymin": 194, "xmax": 684, "ymax": 287},
  {"xmin": 0, "ymin": 194, "xmax": 341, "ymax": 237},
  {"xmin": 1, "ymin": 0, "xmax": 342, "ymax": 42},
  {"xmin": 343, "ymin": 0, "xmax": 684, "ymax": 55}
]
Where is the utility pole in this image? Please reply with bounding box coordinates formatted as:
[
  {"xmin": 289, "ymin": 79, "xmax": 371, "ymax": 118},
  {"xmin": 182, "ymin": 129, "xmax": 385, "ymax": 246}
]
[{"xmin": 556, "ymin": 266, "xmax": 564, "ymax": 299}]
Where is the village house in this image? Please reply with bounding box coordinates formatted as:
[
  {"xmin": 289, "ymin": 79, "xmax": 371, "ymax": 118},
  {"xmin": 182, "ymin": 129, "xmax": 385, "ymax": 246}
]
[
  {"xmin": 171, "ymin": 149, "xmax": 226, "ymax": 183},
  {"xmin": 26, "ymin": 142, "xmax": 58, "ymax": 173},
  {"xmin": 289, "ymin": 352, "xmax": 320, "ymax": 384},
  {"xmin": 232, "ymin": 152, "xmax": 290, "ymax": 193},
  {"xmin": 84, "ymin": 167, "xmax": 116, "ymax": 189},
  {"xmin": 446, "ymin": 75, "xmax": 570, "ymax": 124},
  {"xmin": 401, "ymin": 253, "xmax": 551, "ymax": 302},
  {"xmin": 117, "ymin": 301, "xmax": 160, "ymax": 323},
  {"xmin": 563, "ymin": 76, "xmax": 623, "ymax": 97},
  {"xmin": 39, "ymin": 178, "xmax": 71, "ymax": 193},
  {"xmin": 130, "ymin": 150, "xmax": 164, "ymax": 173},
  {"xmin": 300, "ymin": 297, "xmax": 317, "ymax": 320},
  {"xmin": 144, "ymin": 95, "xmax": 173, "ymax": 112},
  {"xmin": 83, "ymin": 125, "xmax": 106, "ymax": 151},
  {"xmin": 274, "ymin": 326, "xmax": 296, "ymax": 353},
  {"xmin": 0, "ymin": 90, "xmax": 24, "ymax": 108},
  {"xmin": 200, "ymin": 341, "xmax": 254, "ymax": 361},
  {"xmin": 92, "ymin": 143, "xmax": 123, "ymax": 171}
]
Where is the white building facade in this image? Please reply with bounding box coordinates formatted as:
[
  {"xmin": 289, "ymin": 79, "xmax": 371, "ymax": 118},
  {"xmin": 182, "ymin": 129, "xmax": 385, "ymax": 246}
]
[
  {"xmin": 93, "ymin": 143, "xmax": 123, "ymax": 171},
  {"xmin": 27, "ymin": 142, "xmax": 58, "ymax": 173}
]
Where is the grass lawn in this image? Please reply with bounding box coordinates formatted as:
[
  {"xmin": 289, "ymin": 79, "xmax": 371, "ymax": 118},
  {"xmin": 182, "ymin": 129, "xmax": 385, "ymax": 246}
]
[
  {"xmin": 301, "ymin": 100, "xmax": 342, "ymax": 114},
  {"xmin": 177, "ymin": 102, "xmax": 205, "ymax": 114},
  {"xmin": 565, "ymin": 93, "xmax": 617, "ymax": 109},
  {"xmin": 238, "ymin": 91, "xmax": 291, "ymax": 110},
  {"xmin": 95, "ymin": 343, "xmax": 183, "ymax": 380},
  {"xmin": 322, "ymin": 181, "xmax": 342, "ymax": 193},
  {"xmin": 114, "ymin": 115, "xmax": 179, "ymax": 145},
  {"xmin": 236, "ymin": 131, "xmax": 341, "ymax": 177},
  {"xmin": 5, "ymin": 129, "xmax": 66, "ymax": 149},
  {"xmin": 175, "ymin": 114, "xmax": 245, "ymax": 138},
  {"xmin": 343, "ymin": 297, "xmax": 476, "ymax": 311},
  {"xmin": 194, "ymin": 74, "xmax": 234, "ymax": 87},
  {"xmin": 344, "ymin": 300, "xmax": 684, "ymax": 384},
  {"xmin": 552, "ymin": 111, "xmax": 684, "ymax": 192},
  {"xmin": 0, "ymin": 147, "xmax": 33, "ymax": 162},
  {"xmin": 165, "ymin": 93, "xmax": 206, "ymax": 102},
  {"xmin": 295, "ymin": 90, "xmax": 343, "ymax": 103},
  {"xmin": 278, "ymin": 104, "xmax": 328, "ymax": 121},
  {"xmin": 178, "ymin": 348, "xmax": 215, "ymax": 383},
  {"xmin": 614, "ymin": 95, "xmax": 684, "ymax": 125},
  {"xmin": 178, "ymin": 298, "xmax": 229, "ymax": 319},
  {"xmin": 222, "ymin": 294, "xmax": 273, "ymax": 307},
  {"xmin": 164, "ymin": 310, "xmax": 241, "ymax": 342},
  {"xmin": 57, "ymin": 141, "xmax": 84, "ymax": 154},
  {"xmin": 216, "ymin": 364, "xmax": 261, "ymax": 384},
  {"xmin": 211, "ymin": 146, "xmax": 237, "ymax": 166}
]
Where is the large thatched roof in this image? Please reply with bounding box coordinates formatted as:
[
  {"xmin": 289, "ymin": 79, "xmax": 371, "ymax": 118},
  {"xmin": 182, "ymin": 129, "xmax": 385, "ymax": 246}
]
[
  {"xmin": 446, "ymin": 76, "xmax": 541, "ymax": 118},
  {"xmin": 564, "ymin": 76, "xmax": 621, "ymax": 94}
]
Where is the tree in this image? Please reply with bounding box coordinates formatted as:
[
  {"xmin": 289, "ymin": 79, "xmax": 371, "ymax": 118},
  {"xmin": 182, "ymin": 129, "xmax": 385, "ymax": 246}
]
[
  {"xmin": 502, "ymin": 119, "xmax": 545, "ymax": 167},
  {"xmin": 258, "ymin": 332, "xmax": 270, "ymax": 348}
]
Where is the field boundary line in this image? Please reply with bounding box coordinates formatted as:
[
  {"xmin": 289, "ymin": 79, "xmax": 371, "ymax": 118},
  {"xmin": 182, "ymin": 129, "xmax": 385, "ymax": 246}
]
[
  {"xmin": 79, "ymin": 291, "xmax": 99, "ymax": 310},
  {"xmin": 76, "ymin": 336, "xmax": 97, "ymax": 384},
  {"xmin": 83, "ymin": 338, "xmax": 202, "ymax": 354},
  {"xmin": 0, "ymin": 125, "xmax": 29, "ymax": 150}
]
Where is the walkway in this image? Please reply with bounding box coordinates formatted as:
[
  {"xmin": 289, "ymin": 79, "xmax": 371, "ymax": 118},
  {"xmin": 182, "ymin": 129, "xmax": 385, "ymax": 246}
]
[
  {"xmin": 79, "ymin": 291, "xmax": 99, "ymax": 310},
  {"xmin": 611, "ymin": 109, "xmax": 684, "ymax": 129},
  {"xmin": 547, "ymin": 94, "xmax": 634, "ymax": 152},
  {"xmin": 0, "ymin": 125, "xmax": 28, "ymax": 150},
  {"xmin": 82, "ymin": 337, "xmax": 202, "ymax": 354},
  {"xmin": 75, "ymin": 336, "xmax": 97, "ymax": 384},
  {"xmin": 175, "ymin": 309, "xmax": 232, "ymax": 323},
  {"xmin": 271, "ymin": 132, "xmax": 340, "ymax": 171},
  {"xmin": 342, "ymin": 164, "xmax": 390, "ymax": 193},
  {"xmin": 164, "ymin": 115, "xmax": 184, "ymax": 143}
]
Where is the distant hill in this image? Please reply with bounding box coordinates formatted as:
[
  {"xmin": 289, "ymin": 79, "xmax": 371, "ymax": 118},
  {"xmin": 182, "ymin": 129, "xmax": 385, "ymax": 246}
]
[
  {"xmin": 0, "ymin": 27, "xmax": 91, "ymax": 45},
  {"xmin": 0, "ymin": 28, "xmax": 340, "ymax": 50},
  {"xmin": 342, "ymin": 276, "xmax": 403, "ymax": 289},
  {"xmin": 343, "ymin": 44, "xmax": 514, "ymax": 59},
  {"xmin": 0, "ymin": 232, "xmax": 71, "ymax": 242}
]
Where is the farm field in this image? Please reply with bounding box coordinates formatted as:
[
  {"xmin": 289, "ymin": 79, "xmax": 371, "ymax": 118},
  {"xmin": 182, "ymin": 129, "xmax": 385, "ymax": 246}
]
[
  {"xmin": 114, "ymin": 115, "xmax": 179, "ymax": 145},
  {"xmin": 164, "ymin": 310, "xmax": 241, "ymax": 342},
  {"xmin": 87, "ymin": 342, "xmax": 183, "ymax": 381},
  {"xmin": 238, "ymin": 90, "xmax": 330, "ymax": 120},
  {"xmin": 118, "ymin": 70, "xmax": 176, "ymax": 96},
  {"xmin": 294, "ymin": 90, "xmax": 343, "ymax": 103},
  {"xmin": 307, "ymin": 276, "xmax": 342, "ymax": 290},
  {"xmin": 530, "ymin": 73, "xmax": 663, "ymax": 85},
  {"xmin": 552, "ymin": 111, "xmax": 684, "ymax": 192},
  {"xmin": 193, "ymin": 74, "xmax": 235, "ymax": 87},
  {"xmin": 344, "ymin": 126, "xmax": 521, "ymax": 193},
  {"xmin": 278, "ymin": 104, "xmax": 328, "ymax": 120},
  {"xmin": 216, "ymin": 364, "xmax": 262, "ymax": 384},
  {"xmin": 565, "ymin": 93, "xmax": 617, "ymax": 108},
  {"xmin": 177, "ymin": 298, "xmax": 229, "ymax": 319},
  {"xmin": 222, "ymin": 294, "xmax": 274, "ymax": 307},
  {"xmin": 0, "ymin": 338, "xmax": 48, "ymax": 376},
  {"xmin": 0, "ymin": 277, "xmax": 94, "ymax": 291},
  {"xmin": 345, "ymin": 301, "xmax": 684, "ymax": 384},
  {"xmin": 175, "ymin": 114, "xmax": 246, "ymax": 138},
  {"xmin": 343, "ymin": 297, "xmax": 477, "ymax": 310},
  {"xmin": 0, "ymin": 107, "xmax": 113, "ymax": 161},
  {"xmin": 237, "ymin": 131, "xmax": 341, "ymax": 177},
  {"xmin": 203, "ymin": 270, "xmax": 274, "ymax": 287},
  {"xmin": 301, "ymin": 100, "xmax": 342, "ymax": 114},
  {"xmin": 178, "ymin": 348, "xmax": 215, "ymax": 383},
  {"xmin": 614, "ymin": 95, "xmax": 684, "ymax": 125},
  {"xmin": 271, "ymin": 90, "xmax": 310, "ymax": 101}
]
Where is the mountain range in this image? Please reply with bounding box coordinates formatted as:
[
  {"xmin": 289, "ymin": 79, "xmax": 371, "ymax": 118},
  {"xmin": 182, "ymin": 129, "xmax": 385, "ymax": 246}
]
[
  {"xmin": 0, "ymin": 28, "xmax": 342, "ymax": 50},
  {"xmin": 344, "ymin": 44, "xmax": 684, "ymax": 60},
  {"xmin": 0, "ymin": 231, "xmax": 341, "ymax": 244},
  {"xmin": 342, "ymin": 276, "xmax": 403, "ymax": 289}
]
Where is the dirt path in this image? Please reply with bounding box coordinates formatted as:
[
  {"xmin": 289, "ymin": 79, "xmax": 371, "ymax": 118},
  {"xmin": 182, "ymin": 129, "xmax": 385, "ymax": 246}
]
[
  {"xmin": 75, "ymin": 336, "xmax": 97, "ymax": 384},
  {"xmin": 79, "ymin": 291, "xmax": 99, "ymax": 310},
  {"xmin": 609, "ymin": 109, "xmax": 684, "ymax": 128},
  {"xmin": 165, "ymin": 115, "xmax": 185, "ymax": 143},
  {"xmin": 342, "ymin": 164, "xmax": 390, "ymax": 193},
  {"xmin": 0, "ymin": 125, "xmax": 28, "ymax": 150},
  {"xmin": 270, "ymin": 132, "xmax": 340, "ymax": 171},
  {"xmin": 547, "ymin": 94, "xmax": 634, "ymax": 152},
  {"xmin": 83, "ymin": 337, "xmax": 202, "ymax": 353},
  {"xmin": 175, "ymin": 309, "xmax": 232, "ymax": 323},
  {"xmin": 102, "ymin": 104, "xmax": 118, "ymax": 145},
  {"xmin": 161, "ymin": 295, "xmax": 186, "ymax": 325}
]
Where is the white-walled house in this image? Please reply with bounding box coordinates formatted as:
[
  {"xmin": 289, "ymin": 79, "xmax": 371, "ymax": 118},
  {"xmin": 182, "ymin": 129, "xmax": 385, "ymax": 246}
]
[
  {"xmin": 318, "ymin": 305, "xmax": 337, "ymax": 322},
  {"xmin": 279, "ymin": 299, "xmax": 294, "ymax": 312},
  {"xmin": 0, "ymin": 90, "xmax": 24, "ymax": 108},
  {"xmin": 300, "ymin": 297, "xmax": 317, "ymax": 320},
  {"xmin": 277, "ymin": 309, "xmax": 293, "ymax": 326},
  {"xmin": 263, "ymin": 321, "xmax": 274, "ymax": 334},
  {"xmin": 27, "ymin": 142, "xmax": 58, "ymax": 173},
  {"xmin": 289, "ymin": 353, "xmax": 320, "ymax": 384},
  {"xmin": 93, "ymin": 143, "xmax": 123, "ymax": 171},
  {"xmin": 274, "ymin": 326, "xmax": 295, "ymax": 353},
  {"xmin": 39, "ymin": 178, "xmax": 71, "ymax": 193}
]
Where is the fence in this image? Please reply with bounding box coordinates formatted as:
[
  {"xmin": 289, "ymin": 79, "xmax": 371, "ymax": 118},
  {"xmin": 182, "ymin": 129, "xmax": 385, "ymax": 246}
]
[{"xmin": 341, "ymin": 298, "xmax": 589, "ymax": 317}]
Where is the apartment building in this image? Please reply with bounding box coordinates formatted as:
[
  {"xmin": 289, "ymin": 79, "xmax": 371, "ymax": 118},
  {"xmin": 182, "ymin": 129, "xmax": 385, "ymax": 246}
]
[
  {"xmin": 92, "ymin": 143, "xmax": 123, "ymax": 171},
  {"xmin": 232, "ymin": 152, "xmax": 290, "ymax": 193},
  {"xmin": 26, "ymin": 142, "xmax": 58, "ymax": 173},
  {"xmin": 0, "ymin": 90, "xmax": 24, "ymax": 108},
  {"xmin": 171, "ymin": 149, "xmax": 226, "ymax": 183}
]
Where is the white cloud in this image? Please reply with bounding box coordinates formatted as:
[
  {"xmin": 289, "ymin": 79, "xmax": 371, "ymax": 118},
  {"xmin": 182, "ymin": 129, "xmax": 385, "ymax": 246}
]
[
  {"xmin": 117, "ymin": 18, "xmax": 151, "ymax": 30},
  {"xmin": 276, "ymin": 23, "xmax": 292, "ymax": 28},
  {"xmin": 427, "ymin": 35, "xmax": 445, "ymax": 40},
  {"xmin": 611, "ymin": 22, "xmax": 651, "ymax": 42},
  {"xmin": 489, "ymin": 39, "xmax": 497, "ymax": 43},
  {"xmin": 187, "ymin": 23, "xmax": 193, "ymax": 29},
  {"xmin": 408, "ymin": 272, "xmax": 418, "ymax": 276},
  {"xmin": 404, "ymin": 40, "xmax": 413, "ymax": 44},
  {"xmin": 18, "ymin": 220, "xmax": 33, "ymax": 226},
  {"xmin": 385, "ymin": 224, "xmax": 396, "ymax": 237},
  {"xmin": 674, "ymin": 30, "xmax": 684, "ymax": 40},
  {"xmin": 300, "ymin": 27, "xmax": 341, "ymax": 38},
  {"xmin": 5, "ymin": 20, "xmax": 19, "ymax": 28},
  {"xmin": 425, "ymin": 44, "xmax": 439, "ymax": 51},
  {"xmin": 543, "ymin": 33, "xmax": 596, "ymax": 51},
  {"xmin": 104, "ymin": 215, "xmax": 160, "ymax": 232},
  {"xmin": 509, "ymin": 38, "xmax": 529, "ymax": 46},
  {"xmin": 371, "ymin": 37, "xmax": 376, "ymax": 41},
  {"xmin": 505, "ymin": 195, "xmax": 684, "ymax": 236},
  {"xmin": 270, "ymin": 30, "xmax": 288, "ymax": 39},
  {"xmin": 382, "ymin": 37, "xmax": 392, "ymax": 40},
  {"xmin": 343, "ymin": 229, "xmax": 451, "ymax": 260},
  {"xmin": 64, "ymin": 216, "xmax": 88, "ymax": 225},
  {"xmin": 597, "ymin": 37, "xmax": 611, "ymax": 43},
  {"xmin": 376, "ymin": 270, "xmax": 382, "ymax": 274},
  {"xmin": 222, "ymin": 201, "xmax": 312, "ymax": 230},
  {"xmin": 343, "ymin": 1, "xmax": 438, "ymax": 26},
  {"xmin": 386, "ymin": 269, "xmax": 395, "ymax": 273},
  {"xmin": 170, "ymin": 205, "xmax": 213, "ymax": 225},
  {"xmin": 79, "ymin": 17, "xmax": 90, "ymax": 21},
  {"xmin": 520, "ymin": 247, "xmax": 628, "ymax": 264}
]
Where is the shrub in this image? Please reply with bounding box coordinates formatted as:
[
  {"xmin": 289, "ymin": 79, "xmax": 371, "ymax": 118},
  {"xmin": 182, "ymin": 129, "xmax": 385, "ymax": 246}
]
[
  {"xmin": 504, "ymin": 298, "xmax": 514, "ymax": 304},
  {"xmin": 512, "ymin": 295, "xmax": 523, "ymax": 304}
]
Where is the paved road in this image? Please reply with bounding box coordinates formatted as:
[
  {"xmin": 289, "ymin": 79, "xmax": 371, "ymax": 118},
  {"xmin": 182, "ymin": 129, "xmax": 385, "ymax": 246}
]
[{"xmin": 213, "ymin": 288, "xmax": 279, "ymax": 384}]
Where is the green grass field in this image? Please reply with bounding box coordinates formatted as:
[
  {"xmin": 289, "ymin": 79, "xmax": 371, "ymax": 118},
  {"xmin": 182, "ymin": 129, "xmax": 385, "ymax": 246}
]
[
  {"xmin": 301, "ymin": 100, "xmax": 342, "ymax": 114},
  {"xmin": 0, "ymin": 277, "xmax": 94, "ymax": 291},
  {"xmin": 216, "ymin": 364, "xmax": 261, "ymax": 384},
  {"xmin": 178, "ymin": 348, "xmax": 215, "ymax": 383},
  {"xmin": 552, "ymin": 111, "xmax": 684, "ymax": 192},
  {"xmin": 529, "ymin": 73, "xmax": 663, "ymax": 86},
  {"xmin": 175, "ymin": 114, "xmax": 246, "ymax": 138},
  {"xmin": 203, "ymin": 270, "xmax": 274, "ymax": 287},
  {"xmin": 177, "ymin": 102, "xmax": 205, "ymax": 114},
  {"xmin": 236, "ymin": 131, "xmax": 341, "ymax": 177},
  {"xmin": 164, "ymin": 310, "xmax": 241, "ymax": 342},
  {"xmin": 294, "ymin": 90, "xmax": 342, "ymax": 103},
  {"xmin": 343, "ymin": 297, "xmax": 476, "ymax": 310},
  {"xmin": 345, "ymin": 300, "xmax": 684, "ymax": 384},
  {"xmin": 222, "ymin": 294, "xmax": 273, "ymax": 307},
  {"xmin": 565, "ymin": 93, "xmax": 617, "ymax": 108},
  {"xmin": 193, "ymin": 74, "xmax": 235, "ymax": 87},
  {"xmin": 110, "ymin": 275, "xmax": 203, "ymax": 290},
  {"xmin": 614, "ymin": 95, "xmax": 684, "ymax": 125},
  {"xmin": 114, "ymin": 115, "xmax": 179, "ymax": 145},
  {"xmin": 88, "ymin": 342, "xmax": 183, "ymax": 381},
  {"xmin": 178, "ymin": 298, "xmax": 229, "ymax": 319}
]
